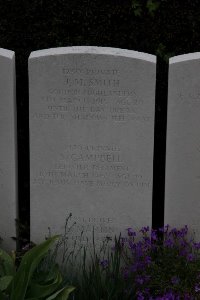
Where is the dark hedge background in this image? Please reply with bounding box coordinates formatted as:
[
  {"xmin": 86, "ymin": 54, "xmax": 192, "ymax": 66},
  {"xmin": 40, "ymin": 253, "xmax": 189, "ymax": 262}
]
[{"xmin": 0, "ymin": 0, "xmax": 200, "ymax": 244}]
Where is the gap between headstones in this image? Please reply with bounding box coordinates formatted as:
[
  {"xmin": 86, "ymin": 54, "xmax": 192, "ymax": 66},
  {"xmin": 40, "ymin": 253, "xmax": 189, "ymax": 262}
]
[{"xmin": 152, "ymin": 57, "xmax": 169, "ymax": 231}]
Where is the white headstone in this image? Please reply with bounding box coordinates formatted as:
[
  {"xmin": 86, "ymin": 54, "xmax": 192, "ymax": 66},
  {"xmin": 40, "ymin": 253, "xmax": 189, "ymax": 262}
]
[
  {"xmin": 0, "ymin": 48, "xmax": 17, "ymax": 250},
  {"xmin": 29, "ymin": 46, "xmax": 156, "ymax": 248},
  {"xmin": 165, "ymin": 53, "xmax": 200, "ymax": 237}
]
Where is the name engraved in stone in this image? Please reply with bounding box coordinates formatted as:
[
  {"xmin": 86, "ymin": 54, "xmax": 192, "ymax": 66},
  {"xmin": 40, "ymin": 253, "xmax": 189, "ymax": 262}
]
[
  {"xmin": 31, "ymin": 63, "xmax": 149, "ymax": 123},
  {"xmin": 64, "ymin": 78, "xmax": 120, "ymax": 87},
  {"xmin": 32, "ymin": 144, "xmax": 152, "ymax": 189},
  {"xmin": 59, "ymin": 153, "xmax": 122, "ymax": 163},
  {"xmin": 62, "ymin": 68, "xmax": 119, "ymax": 76}
]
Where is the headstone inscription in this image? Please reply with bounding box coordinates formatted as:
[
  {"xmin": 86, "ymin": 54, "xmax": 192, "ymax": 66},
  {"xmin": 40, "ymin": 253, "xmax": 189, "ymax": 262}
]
[
  {"xmin": 0, "ymin": 48, "xmax": 17, "ymax": 250},
  {"xmin": 29, "ymin": 46, "xmax": 156, "ymax": 248},
  {"xmin": 165, "ymin": 53, "xmax": 200, "ymax": 237}
]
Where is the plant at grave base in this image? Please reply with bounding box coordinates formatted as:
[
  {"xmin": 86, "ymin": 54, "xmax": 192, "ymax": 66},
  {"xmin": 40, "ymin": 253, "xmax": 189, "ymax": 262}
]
[
  {"xmin": 0, "ymin": 235, "xmax": 75, "ymax": 300},
  {"xmin": 41, "ymin": 215, "xmax": 200, "ymax": 299},
  {"xmin": 44, "ymin": 214, "xmax": 126, "ymax": 300},
  {"xmin": 70, "ymin": 235, "xmax": 127, "ymax": 300},
  {"xmin": 120, "ymin": 225, "xmax": 200, "ymax": 299},
  {"xmin": 63, "ymin": 225, "xmax": 200, "ymax": 300},
  {"xmin": 43, "ymin": 213, "xmax": 82, "ymax": 270}
]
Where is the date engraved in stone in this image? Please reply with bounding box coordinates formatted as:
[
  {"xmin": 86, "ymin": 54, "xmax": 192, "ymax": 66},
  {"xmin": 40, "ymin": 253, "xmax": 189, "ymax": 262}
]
[{"xmin": 32, "ymin": 144, "xmax": 152, "ymax": 189}]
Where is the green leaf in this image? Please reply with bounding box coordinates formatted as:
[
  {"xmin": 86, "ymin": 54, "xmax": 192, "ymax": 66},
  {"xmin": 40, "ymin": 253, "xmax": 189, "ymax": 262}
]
[
  {"xmin": 46, "ymin": 286, "xmax": 75, "ymax": 300},
  {"xmin": 0, "ymin": 249, "xmax": 15, "ymax": 276},
  {"xmin": 146, "ymin": 0, "xmax": 160, "ymax": 16},
  {"xmin": 10, "ymin": 270, "xmax": 26, "ymax": 300},
  {"xmin": 10, "ymin": 236, "xmax": 60, "ymax": 300},
  {"xmin": 131, "ymin": 0, "xmax": 142, "ymax": 16},
  {"xmin": 26, "ymin": 268, "xmax": 62, "ymax": 298},
  {"xmin": 0, "ymin": 276, "xmax": 13, "ymax": 291}
]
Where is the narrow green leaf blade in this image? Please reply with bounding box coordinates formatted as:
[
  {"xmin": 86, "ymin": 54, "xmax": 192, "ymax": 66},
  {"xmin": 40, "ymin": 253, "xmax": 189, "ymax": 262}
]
[{"xmin": 46, "ymin": 286, "xmax": 75, "ymax": 300}]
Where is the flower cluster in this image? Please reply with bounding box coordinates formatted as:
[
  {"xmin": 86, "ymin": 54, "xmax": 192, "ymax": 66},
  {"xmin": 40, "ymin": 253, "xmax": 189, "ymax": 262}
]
[
  {"xmin": 99, "ymin": 225, "xmax": 200, "ymax": 299},
  {"xmin": 119, "ymin": 225, "xmax": 200, "ymax": 299}
]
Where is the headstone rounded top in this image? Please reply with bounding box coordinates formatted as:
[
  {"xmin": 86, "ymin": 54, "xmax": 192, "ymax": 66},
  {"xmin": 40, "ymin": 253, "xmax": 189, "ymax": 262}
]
[
  {"xmin": 29, "ymin": 46, "xmax": 156, "ymax": 63},
  {"xmin": 170, "ymin": 52, "xmax": 200, "ymax": 64},
  {"xmin": 0, "ymin": 48, "xmax": 14, "ymax": 59}
]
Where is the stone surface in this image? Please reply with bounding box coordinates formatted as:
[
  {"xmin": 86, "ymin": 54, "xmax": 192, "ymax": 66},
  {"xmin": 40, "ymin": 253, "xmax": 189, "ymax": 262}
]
[
  {"xmin": 29, "ymin": 46, "xmax": 156, "ymax": 248},
  {"xmin": 165, "ymin": 53, "xmax": 200, "ymax": 237},
  {"xmin": 0, "ymin": 48, "xmax": 17, "ymax": 250}
]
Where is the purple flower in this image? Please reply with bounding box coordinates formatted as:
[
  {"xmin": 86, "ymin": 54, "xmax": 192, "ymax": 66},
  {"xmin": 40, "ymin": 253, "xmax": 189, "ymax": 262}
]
[
  {"xmin": 128, "ymin": 239, "xmax": 136, "ymax": 250},
  {"xmin": 186, "ymin": 253, "xmax": 194, "ymax": 261},
  {"xmin": 171, "ymin": 276, "xmax": 180, "ymax": 285},
  {"xmin": 135, "ymin": 275, "xmax": 145, "ymax": 285},
  {"xmin": 144, "ymin": 255, "xmax": 152, "ymax": 265},
  {"xmin": 164, "ymin": 238, "xmax": 174, "ymax": 248},
  {"xmin": 119, "ymin": 224, "xmax": 200, "ymax": 300},
  {"xmin": 151, "ymin": 230, "xmax": 158, "ymax": 241},
  {"xmin": 193, "ymin": 242, "xmax": 200, "ymax": 249},
  {"xmin": 195, "ymin": 284, "xmax": 200, "ymax": 292},
  {"xmin": 135, "ymin": 242, "xmax": 144, "ymax": 258},
  {"xmin": 179, "ymin": 225, "xmax": 188, "ymax": 237},
  {"xmin": 159, "ymin": 224, "xmax": 170, "ymax": 234},
  {"xmin": 179, "ymin": 239, "xmax": 188, "ymax": 248},
  {"xmin": 168, "ymin": 226, "xmax": 188, "ymax": 239},
  {"xmin": 135, "ymin": 274, "xmax": 150, "ymax": 285},
  {"xmin": 136, "ymin": 291, "xmax": 145, "ymax": 300},
  {"xmin": 155, "ymin": 291, "xmax": 179, "ymax": 299},
  {"xmin": 143, "ymin": 236, "xmax": 151, "ymax": 244},
  {"xmin": 165, "ymin": 224, "xmax": 170, "ymax": 230},
  {"xmin": 140, "ymin": 226, "xmax": 150, "ymax": 234},
  {"xmin": 100, "ymin": 259, "xmax": 109, "ymax": 269},
  {"xmin": 169, "ymin": 227, "xmax": 178, "ymax": 235},
  {"xmin": 127, "ymin": 227, "xmax": 136, "ymax": 237}
]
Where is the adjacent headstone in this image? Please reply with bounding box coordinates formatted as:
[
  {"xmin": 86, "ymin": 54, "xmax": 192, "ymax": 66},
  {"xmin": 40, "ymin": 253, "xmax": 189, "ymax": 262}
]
[
  {"xmin": 29, "ymin": 47, "xmax": 156, "ymax": 248},
  {"xmin": 0, "ymin": 48, "xmax": 17, "ymax": 250},
  {"xmin": 165, "ymin": 53, "xmax": 200, "ymax": 237}
]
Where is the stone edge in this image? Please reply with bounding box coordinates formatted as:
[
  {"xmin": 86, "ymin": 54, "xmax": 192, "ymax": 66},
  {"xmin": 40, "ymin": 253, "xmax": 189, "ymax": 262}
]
[
  {"xmin": 170, "ymin": 52, "xmax": 200, "ymax": 64},
  {"xmin": 0, "ymin": 48, "xmax": 15, "ymax": 59},
  {"xmin": 29, "ymin": 46, "xmax": 156, "ymax": 63}
]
